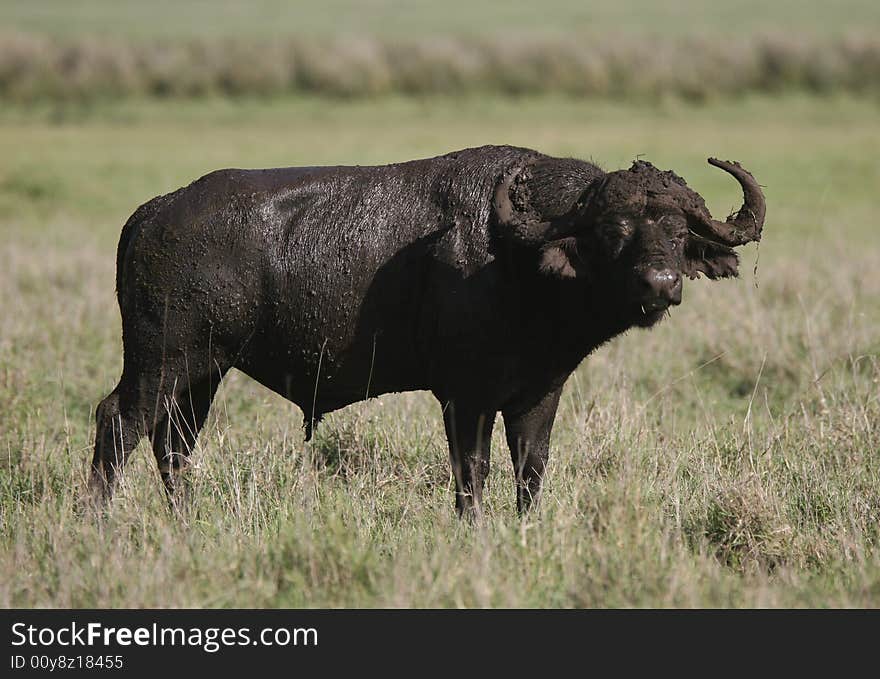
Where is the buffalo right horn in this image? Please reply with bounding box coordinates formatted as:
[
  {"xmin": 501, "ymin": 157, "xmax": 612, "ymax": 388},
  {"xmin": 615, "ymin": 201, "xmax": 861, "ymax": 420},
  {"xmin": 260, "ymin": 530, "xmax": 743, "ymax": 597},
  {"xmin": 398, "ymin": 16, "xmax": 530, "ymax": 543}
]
[{"xmin": 692, "ymin": 158, "xmax": 766, "ymax": 247}]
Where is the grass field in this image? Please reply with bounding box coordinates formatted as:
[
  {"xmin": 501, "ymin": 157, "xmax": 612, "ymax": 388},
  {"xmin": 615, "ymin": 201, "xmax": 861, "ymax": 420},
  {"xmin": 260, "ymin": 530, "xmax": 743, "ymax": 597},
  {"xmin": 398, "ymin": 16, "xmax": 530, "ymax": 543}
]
[
  {"xmin": 1, "ymin": 94, "xmax": 879, "ymax": 607},
  {"xmin": 3, "ymin": 0, "xmax": 878, "ymax": 39}
]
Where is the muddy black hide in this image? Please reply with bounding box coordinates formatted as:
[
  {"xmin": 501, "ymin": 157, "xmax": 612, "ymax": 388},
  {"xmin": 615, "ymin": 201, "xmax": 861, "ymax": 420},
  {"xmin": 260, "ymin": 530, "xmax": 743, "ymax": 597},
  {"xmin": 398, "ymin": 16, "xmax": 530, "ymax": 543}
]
[{"xmin": 90, "ymin": 145, "xmax": 765, "ymax": 516}]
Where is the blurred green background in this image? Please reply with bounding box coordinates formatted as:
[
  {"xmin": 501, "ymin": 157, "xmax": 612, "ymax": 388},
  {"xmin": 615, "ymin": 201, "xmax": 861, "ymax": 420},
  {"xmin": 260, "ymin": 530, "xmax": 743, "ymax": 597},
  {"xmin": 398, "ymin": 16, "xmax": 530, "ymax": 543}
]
[
  {"xmin": 2, "ymin": 0, "xmax": 878, "ymax": 38},
  {"xmin": 1, "ymin": 0, "xmax": 878, "ymax": 101}
]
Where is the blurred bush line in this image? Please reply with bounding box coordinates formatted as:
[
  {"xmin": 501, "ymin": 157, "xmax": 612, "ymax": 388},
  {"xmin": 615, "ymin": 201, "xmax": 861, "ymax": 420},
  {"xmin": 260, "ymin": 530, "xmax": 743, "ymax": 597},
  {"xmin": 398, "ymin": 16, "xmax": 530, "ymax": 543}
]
[{"xmin": 1, "ymin": 31, "xmax": 878, "ymax": 102}]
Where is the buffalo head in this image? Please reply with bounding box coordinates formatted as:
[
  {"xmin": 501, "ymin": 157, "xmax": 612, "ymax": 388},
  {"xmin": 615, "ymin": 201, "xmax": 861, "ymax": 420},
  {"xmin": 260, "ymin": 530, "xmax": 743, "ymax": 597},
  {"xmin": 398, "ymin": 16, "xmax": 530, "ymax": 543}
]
[{"xmin": 493, "ymin": 156, "xmax": 766, "ymax": 326}]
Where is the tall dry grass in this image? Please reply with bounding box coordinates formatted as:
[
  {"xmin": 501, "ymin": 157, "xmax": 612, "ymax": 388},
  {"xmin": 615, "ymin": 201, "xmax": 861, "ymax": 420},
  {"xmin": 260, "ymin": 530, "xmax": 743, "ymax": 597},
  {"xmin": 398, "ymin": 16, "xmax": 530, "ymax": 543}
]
[
  {"xmin": 0, "ymin": 31, "xmax": 879, "ymax": 102},
  {"xmin": 1, "ymin": 95, "xmax": 878, "ymax": 607}
]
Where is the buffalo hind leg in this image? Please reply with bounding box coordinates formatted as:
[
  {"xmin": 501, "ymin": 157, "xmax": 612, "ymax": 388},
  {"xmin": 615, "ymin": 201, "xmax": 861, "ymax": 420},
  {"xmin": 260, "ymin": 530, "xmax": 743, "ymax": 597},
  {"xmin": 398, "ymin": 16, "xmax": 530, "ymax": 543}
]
[
  {"xmin": 441, "ymin": 400, "xmax": 496, "ymax": 520},
  {"xmin": 150, "ymin": 374, "xmax": 224, "ymax": 505},
  {"xmin": 90, "ymin": 355, "xmax": 225, "ymax": 507},
  {"xmin": 89, "ymin": 383, "xmax": 144, "ymax": 506},
  {"xmin": 503, "ymin": 387, "xmax": 562, "ymax": 514}
]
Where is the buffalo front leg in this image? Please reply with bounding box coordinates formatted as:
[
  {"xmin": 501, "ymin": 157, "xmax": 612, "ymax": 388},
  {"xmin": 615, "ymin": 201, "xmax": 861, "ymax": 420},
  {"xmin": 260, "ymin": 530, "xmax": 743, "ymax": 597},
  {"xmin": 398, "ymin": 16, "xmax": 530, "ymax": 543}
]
[
  {"xmin": 503, "ymin": 387, "xmax": 562, "ymax": 514},
  {"xmin": 441, "ymin": 400, "xmax": 496, "ymax": 519}
]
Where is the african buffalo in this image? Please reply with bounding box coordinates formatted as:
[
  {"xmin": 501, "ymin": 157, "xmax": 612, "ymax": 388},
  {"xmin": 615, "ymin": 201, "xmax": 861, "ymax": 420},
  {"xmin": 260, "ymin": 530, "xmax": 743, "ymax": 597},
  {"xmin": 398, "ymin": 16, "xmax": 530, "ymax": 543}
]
[{"xmin": 90, "ymin": 145, "xmax": 765, "ymax": 516}]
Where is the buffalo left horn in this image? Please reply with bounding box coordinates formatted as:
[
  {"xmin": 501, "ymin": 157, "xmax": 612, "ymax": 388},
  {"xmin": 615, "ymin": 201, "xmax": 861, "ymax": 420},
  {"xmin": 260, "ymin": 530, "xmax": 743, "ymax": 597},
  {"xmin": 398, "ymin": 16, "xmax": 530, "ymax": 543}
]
[{"xmin": 493, "ymin": 170, "xmax": 561, "ymax": 245}]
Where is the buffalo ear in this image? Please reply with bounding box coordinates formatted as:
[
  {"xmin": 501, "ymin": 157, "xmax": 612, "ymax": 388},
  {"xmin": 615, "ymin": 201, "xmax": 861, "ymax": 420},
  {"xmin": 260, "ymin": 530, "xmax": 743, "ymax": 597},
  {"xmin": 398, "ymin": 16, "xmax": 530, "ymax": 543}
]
[
  {"xmin": 538, "ymin": 237, "xmax": 589, "ymax": 279},
  {"xmin": 684, "ymin": 239, "xmax": 740, "ymax": 279}
]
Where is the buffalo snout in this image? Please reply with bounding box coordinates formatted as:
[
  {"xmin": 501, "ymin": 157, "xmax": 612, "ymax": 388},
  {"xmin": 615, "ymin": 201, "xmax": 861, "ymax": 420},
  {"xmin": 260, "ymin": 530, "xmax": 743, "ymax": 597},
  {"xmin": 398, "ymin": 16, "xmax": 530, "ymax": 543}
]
[{"xmin": 638, "ymin": 268, "xmax": 682, "ymax": 310}]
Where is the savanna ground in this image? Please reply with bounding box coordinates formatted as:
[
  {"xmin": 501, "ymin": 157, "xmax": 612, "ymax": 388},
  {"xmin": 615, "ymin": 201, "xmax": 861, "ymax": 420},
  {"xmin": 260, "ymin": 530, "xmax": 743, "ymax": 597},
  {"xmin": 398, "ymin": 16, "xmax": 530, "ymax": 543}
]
[{"xmin": 1, "ymin": 92, "xmax": 878, "ymax": 607}]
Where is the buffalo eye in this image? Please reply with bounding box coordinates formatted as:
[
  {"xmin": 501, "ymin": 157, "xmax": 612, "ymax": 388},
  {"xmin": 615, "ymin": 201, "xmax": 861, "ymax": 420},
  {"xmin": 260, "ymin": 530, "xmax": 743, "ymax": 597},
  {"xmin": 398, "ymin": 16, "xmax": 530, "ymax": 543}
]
[
  {"xmin": 601, "ymin": 219, "xmax": 633, "ymax": 258},
  {"xmin": 617, "ymin": 219, "xmax": 634, "ymax": 240},
  {"xmin": 658, "ymin": 215, "xmax": 687, "ymax": 252}
]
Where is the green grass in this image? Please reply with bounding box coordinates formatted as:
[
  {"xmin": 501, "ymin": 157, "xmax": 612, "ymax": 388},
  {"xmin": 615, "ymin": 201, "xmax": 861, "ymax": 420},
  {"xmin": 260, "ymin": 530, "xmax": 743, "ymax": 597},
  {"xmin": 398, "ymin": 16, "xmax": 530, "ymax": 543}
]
[
  {"xmin": 1, "ymin": 94, "xmax": 879, "ymax": 606},
  {"xmin": 2, "ymin": 0, "xmax": 878, "ymax": 39}
]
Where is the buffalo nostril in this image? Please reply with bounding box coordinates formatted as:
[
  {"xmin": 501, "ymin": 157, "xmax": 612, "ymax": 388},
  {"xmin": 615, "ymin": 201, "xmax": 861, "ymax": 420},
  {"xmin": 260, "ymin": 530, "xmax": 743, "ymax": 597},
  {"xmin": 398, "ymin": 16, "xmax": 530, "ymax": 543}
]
[
  {"xmin": 637, "ymin": 275, "xmax": 654, "ymax": 293},
  {"xmin": 669, "ymin": 273, "xmax": 682, "ymax": 305}
]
